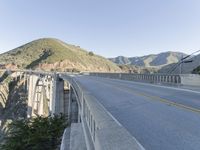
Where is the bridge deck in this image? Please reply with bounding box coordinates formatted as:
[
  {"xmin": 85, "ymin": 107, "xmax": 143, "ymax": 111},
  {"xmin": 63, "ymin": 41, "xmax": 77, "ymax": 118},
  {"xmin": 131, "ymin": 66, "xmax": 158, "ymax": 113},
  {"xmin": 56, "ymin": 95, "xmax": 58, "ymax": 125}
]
[{"xmin": 74, "ymin": 75, "xmax": 200, "ymax": 150}]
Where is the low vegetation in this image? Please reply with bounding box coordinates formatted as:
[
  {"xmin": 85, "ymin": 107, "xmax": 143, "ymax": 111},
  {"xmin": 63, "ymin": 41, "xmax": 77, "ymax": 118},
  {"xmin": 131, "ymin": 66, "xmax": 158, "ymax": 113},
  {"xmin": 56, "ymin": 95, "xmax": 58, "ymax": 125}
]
[
  {"xmin": 0, "ymin": 114, "xmax": 67, "ymax": 150},
  {"xmin": 88, "ymin": 51, "xmax": 94, "ymax": 56},
  {"xmin": 0, "ymin": 38, "xmax": 120, "ymax": 72}
]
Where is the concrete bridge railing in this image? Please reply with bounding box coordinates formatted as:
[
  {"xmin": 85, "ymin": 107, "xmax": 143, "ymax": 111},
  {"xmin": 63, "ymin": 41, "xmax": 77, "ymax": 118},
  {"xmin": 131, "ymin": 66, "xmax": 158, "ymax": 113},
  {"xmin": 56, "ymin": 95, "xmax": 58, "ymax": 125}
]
[
  {"xmin": 179, "ymin": 74, "xmax": 200, "ymax": 86},
  {"xmin": 89, "ymin": 73, "xmax": 200, "ymax": 86},
  {"xmin": 60, "ymin": 74, "xmax": 144, "ymax": 150}
]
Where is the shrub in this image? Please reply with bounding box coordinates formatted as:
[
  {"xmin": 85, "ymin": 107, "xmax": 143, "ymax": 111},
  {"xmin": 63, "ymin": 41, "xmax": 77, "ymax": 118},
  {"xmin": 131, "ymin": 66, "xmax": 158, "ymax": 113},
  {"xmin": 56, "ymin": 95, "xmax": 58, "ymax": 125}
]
[
  {"xmin": 88, "ymin": 51, "xmax": 94, "ymax": 56},
  {"xmin": 0, "ymin": 114, "xmax": 67, "ymax": 150}
]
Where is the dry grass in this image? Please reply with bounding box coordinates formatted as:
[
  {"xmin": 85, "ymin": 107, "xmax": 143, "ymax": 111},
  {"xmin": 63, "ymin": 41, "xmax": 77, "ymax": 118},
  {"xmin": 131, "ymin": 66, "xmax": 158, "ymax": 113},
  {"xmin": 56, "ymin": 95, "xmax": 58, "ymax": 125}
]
[{"xmin": 0, "ymin": 38, "xmax": 120, "ymax": 72}]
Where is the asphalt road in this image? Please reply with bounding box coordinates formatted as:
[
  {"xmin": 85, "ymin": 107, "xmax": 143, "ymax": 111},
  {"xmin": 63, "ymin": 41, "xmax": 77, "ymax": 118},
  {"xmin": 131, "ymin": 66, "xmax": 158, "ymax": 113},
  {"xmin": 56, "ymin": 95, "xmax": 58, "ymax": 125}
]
[{"xmin": 74, "ymin": 75, "xmax": 200, "ymax": 150}]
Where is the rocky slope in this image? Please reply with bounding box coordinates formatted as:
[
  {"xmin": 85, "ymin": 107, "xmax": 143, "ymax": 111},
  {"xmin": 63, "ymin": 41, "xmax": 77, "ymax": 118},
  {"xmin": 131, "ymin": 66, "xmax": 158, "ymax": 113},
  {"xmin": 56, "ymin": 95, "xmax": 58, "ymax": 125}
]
[
  {"xmin": 0, "ymin": 73, "xmax": 27, "ymax": 142},
  {"xmin": 109, "ymin": 51, "xmax": 186, "ymax": 67},
  {"xmin": 0, "ymin": 38, "xmax": 121, "ymax": 72},
  {"xmin": 159, "ymin": 54, "xmax": 200, "ymax": 74}
]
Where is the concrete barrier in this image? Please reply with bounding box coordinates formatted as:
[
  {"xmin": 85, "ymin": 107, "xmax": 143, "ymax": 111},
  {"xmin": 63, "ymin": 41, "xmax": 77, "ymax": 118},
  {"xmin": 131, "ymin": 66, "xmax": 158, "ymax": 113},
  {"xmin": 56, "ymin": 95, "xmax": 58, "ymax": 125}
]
[
  {"xmin": 179, "ymin": 74, "xmax": 200, "ymax": 86},
  {"xmin": 60, "ymin": 74, "xmax": 145, "ymax": 150}
]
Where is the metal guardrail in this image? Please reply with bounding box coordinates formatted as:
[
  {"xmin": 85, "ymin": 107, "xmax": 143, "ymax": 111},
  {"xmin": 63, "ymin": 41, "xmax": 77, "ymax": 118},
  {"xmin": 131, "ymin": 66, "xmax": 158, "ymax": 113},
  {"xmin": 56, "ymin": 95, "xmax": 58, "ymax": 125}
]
[{"xmin": 60, "ymin": 74, "xmax": 145, "ymax": 150}]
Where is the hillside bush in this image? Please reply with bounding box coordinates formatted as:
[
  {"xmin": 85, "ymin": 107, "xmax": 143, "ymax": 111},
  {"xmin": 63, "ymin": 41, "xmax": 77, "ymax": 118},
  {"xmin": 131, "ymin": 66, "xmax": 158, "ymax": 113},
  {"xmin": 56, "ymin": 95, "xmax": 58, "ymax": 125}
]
[
  {"xmin": 0, "ymin": 114, "xmax": 67, "ymax": 150},
  {"xmin": 88, "ymin": 51, "xmax": 94, "ymax": 56}
]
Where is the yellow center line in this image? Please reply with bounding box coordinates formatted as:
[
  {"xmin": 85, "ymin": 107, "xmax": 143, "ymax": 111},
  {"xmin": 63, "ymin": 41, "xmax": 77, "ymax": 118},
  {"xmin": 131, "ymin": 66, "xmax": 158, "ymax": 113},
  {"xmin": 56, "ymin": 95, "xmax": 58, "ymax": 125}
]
[
  {"xmin": 94, "ymin": 79, "xmax": 200, "ymax": 114},
  {"xmin": 130, "ymin": 89, "xmax": 200, "ymax": 114}
]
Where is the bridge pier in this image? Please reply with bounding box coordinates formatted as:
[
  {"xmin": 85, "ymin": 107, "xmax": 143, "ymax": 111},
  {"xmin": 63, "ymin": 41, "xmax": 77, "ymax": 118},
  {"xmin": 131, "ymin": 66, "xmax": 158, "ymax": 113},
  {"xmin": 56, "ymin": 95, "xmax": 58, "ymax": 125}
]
[
  {"xmin": 53, "ymin": 77, "xmax": 65, "ymax": 114},
  {"xmin": 68, "ymin": 86, "xmax": 79, "ymax": 124},
  {"xmin": 27, "ymin": 75, "xmax": 38, "ymax": 117},
  {"xmin": 27, "ymin": 74, "xmax": 54, "ymax": 117},
  {"xmin": 52, "ymin": 76, "xmax": 72, "ymax": 118}
]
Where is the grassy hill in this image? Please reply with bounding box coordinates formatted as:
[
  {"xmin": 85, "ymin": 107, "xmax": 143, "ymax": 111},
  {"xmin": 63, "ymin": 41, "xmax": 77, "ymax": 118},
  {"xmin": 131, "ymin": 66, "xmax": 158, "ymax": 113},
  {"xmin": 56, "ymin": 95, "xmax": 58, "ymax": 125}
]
[{"xmin": 0, "ymin": 38, "xmax": 120, "ymax": 72}]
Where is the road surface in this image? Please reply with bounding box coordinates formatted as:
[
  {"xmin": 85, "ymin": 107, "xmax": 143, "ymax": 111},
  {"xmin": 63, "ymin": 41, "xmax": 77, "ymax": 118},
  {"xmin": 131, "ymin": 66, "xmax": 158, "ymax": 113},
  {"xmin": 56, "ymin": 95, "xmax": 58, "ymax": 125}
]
[{"xmin": 72, "ymin": 75, "xmax": 200, "ymax": 150}]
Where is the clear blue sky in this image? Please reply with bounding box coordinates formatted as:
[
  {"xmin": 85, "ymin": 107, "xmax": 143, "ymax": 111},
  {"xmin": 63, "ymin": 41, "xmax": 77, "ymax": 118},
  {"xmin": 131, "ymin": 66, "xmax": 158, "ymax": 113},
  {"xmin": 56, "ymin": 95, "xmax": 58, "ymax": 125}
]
[{"xmin": 0, "ymin": 0, "xmax": 200, "ymax": 57}]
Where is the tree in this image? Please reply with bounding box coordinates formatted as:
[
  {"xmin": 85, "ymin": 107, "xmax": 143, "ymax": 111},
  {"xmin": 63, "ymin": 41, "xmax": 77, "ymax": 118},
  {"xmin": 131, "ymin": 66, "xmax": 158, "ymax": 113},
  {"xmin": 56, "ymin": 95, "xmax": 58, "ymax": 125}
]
[{"xmin": 1, "ymin": 114, "xmax": 67, "ymax": 150}]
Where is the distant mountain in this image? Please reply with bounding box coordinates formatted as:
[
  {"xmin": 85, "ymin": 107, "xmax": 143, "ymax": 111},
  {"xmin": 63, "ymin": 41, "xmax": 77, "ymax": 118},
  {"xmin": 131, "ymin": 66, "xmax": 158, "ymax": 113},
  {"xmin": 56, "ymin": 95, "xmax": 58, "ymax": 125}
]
[
  {"xmin": 0, "ymin": 38, "xmax": 120, "ymax": 72},
  {"xmin": 109, "ymin": 52, "xmax": 186, "ymax": 67},
  {"xmin": 159, "ymin": 54, "xmax": 200, "ymax": 74},
  {"xmin": 118, "ymin": 64, "xmax": 159, "ymax": 74}
]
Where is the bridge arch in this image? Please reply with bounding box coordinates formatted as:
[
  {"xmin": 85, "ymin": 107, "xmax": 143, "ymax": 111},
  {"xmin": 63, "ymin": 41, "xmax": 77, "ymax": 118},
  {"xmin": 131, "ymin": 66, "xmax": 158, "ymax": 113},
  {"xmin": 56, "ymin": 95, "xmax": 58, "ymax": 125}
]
[{"xmin": 27, "ymin": 75, "xmax": 51, "ymax": 117}]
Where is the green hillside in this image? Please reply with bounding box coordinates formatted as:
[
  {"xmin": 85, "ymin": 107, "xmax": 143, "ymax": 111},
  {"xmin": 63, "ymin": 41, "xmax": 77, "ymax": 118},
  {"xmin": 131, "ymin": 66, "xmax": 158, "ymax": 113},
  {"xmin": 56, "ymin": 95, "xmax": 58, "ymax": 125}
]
[{"xmin": 0, "ymin": 38, "xmax": 120, "ymax": 72}]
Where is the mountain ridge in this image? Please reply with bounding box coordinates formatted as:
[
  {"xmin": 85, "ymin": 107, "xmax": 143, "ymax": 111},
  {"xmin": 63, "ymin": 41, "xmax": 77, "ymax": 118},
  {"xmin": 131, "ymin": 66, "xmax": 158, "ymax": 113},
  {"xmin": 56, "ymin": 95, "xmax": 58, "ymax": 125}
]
[{"xmin": 109, "ymin": 51, "xmax": 187, "ymax": 68}]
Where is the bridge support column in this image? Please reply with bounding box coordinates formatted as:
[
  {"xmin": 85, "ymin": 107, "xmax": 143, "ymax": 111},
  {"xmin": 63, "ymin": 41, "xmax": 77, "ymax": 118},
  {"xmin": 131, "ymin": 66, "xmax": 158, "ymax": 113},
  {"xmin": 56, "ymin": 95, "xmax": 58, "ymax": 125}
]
[
  {"xmin": 23, "ymin": 73, "xmax": 28, "ymax": 93},
  {"xmin": 27, "ymin": 75, "xmax": 39, "ymax": 117},
  {"xmin": 52, "ymin": 76, "xmax": 65, "ymax": 115},
  {"xmin": 68, "ymin": 86, "xmax": 79, "ymax": 123}
]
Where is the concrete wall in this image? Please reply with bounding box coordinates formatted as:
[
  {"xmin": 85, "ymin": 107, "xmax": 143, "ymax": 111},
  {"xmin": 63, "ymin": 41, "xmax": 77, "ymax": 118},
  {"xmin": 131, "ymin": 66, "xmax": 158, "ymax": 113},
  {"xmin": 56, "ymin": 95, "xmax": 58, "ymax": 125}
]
[{"xmin": 180, "ymin": 74, "xmax": 200, "ymax": 86}]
